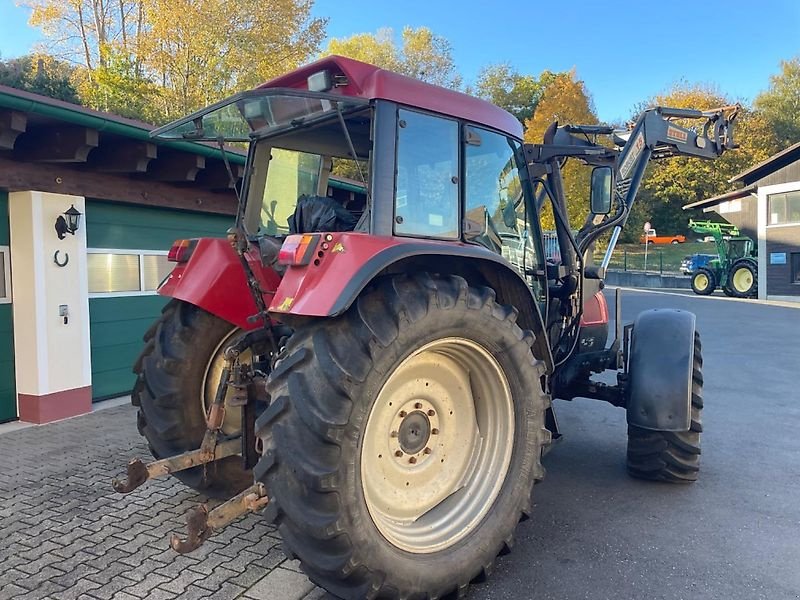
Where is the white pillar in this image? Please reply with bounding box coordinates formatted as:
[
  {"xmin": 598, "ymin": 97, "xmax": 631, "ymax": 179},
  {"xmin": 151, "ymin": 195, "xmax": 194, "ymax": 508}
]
[
  {"xmin": 757, "ymin": 188, "xmax": 767, "ymax": 301},
  {"xmin": 9, "ymin": 191, "xmax": 91, "ymax": 423}
]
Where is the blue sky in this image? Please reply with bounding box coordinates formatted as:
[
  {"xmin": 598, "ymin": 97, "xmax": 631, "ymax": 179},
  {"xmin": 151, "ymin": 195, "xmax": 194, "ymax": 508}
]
[{"xmin": 2, "ymin": 0, "xmax": 799, "ymax": 123}]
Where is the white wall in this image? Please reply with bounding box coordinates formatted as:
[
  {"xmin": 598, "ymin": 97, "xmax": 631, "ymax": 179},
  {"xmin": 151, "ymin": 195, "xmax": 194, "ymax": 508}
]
[{"xmin": 9, "ymin": 191, "xmax": 91, "ymax": 397}]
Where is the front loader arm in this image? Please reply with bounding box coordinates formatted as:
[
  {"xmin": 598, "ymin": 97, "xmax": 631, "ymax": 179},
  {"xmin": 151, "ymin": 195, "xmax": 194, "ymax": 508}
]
[{"xmin": 591, "ymin": 104, "xmax": 739, "ymax": 270}]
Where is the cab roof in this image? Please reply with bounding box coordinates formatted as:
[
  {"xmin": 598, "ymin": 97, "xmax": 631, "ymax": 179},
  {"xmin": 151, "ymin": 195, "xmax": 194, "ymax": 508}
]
[{"xmin": 258, "ymin": 55, "xmax": 523, "ymax": 140}]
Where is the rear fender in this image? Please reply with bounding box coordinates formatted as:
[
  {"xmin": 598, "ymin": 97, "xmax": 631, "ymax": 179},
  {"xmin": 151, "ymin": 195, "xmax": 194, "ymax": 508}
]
[
  {"xmin": 627, "ymin": 309, "xmax": 696, "ymax": 431},
  {"xmin": 158, "ymin": 238, "xmax": 282, "ymax": 330},
  {"xmin": 269, "ymin": 232, "xmax": 553, "ymax": 372}
]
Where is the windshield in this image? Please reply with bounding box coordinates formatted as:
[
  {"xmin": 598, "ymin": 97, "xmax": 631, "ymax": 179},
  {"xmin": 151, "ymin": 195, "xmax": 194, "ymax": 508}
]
[{"xmin": 150, "ymin": 89, "xmax": 367, "ymax": 142}]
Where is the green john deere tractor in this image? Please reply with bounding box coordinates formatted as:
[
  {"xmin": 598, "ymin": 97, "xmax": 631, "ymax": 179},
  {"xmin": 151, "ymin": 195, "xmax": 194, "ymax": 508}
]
[{"xmin": 688, "ymin": 219, "xmax": 757, "ymax": 297}]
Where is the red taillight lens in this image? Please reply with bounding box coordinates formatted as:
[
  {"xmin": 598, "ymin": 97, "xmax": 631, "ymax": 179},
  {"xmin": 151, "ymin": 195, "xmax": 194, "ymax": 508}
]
[
  {"xmin": 278, "ymin": 234, "xmax": 320, "ymax": 266},
  {"xmin": 167, "ymin": 239, "xmax": 196, "ymax": 262}
]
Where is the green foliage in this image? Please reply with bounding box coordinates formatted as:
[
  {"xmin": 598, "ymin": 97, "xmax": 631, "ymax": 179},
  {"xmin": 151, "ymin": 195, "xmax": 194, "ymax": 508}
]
[
  {"xmin": 473, "ymin": 63, "xmax": 559, "ymax": 125},
  {"xmin": 754, "ymin": 57, "xmax": 800, "ymax": 149},
  {"xmin": 325, "ymin": 27, "xmax": 461, "ymax": 89},
  {"xmin": 76, "ymin": 46, "xmax": 162, "ymax": 122},
  {"xmin": 0, "ymin": 54, "xmax": 80, "ymax": 103}
]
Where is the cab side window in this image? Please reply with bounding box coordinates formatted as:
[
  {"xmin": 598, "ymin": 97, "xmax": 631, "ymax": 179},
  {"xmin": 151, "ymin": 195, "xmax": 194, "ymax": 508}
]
[
  {"xmin": 464, "ymin": 125, "xmax": 525, "ymax": 253},
  {"xmin": 394, "ymin": 109, "xmax": 459, "ymax": 239}
]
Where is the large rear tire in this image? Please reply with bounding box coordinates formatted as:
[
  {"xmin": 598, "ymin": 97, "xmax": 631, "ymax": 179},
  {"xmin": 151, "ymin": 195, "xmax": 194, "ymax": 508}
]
[
  {"xmin": 255, "ymin": 273, "xmax": 549, "ymax": 599},
  {"xmin": 132, "ymin": 299, "xmax": 253, "ymax": 498},
  {"xmin": 729, "ymin": 260, "xmax": 757, "ymax": 298},
  {"xmin": 627, "ymin": 332, "xmax": 703, "ymax": 483},
  {"xmin": 691, "ymin": 267, "xmax": 716, "ymax": 295}
]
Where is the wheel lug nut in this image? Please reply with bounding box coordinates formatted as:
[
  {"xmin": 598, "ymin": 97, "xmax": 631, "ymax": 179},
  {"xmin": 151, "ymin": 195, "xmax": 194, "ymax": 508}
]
[
  {"xmin": 414, "ymin": 402, "xmax": 423, "ymax": 409},
  {"xmin": 428, "ymin": 409, "xmax": 435, "ymax": 416},
  {"xmin": 432, "ymin": 428, "xmax": 439, "ymax": 435},
  {"xmin": 390, "ymin": 431, "xmax": 398, "ymax": 438},
  {"xmin": 409, "ymin": 457, "xmax": 417, "ymax": 464},
  {"xmin": 423, "ymin": 447, "xmax": 432, "ymax": 454},
  {"xmin": 399, "ymin": 411, "xmax": 407, "ymax": 417},
  {"xmin": 395, "ymin": 450, "xmax": 403, "ymax": 457}
]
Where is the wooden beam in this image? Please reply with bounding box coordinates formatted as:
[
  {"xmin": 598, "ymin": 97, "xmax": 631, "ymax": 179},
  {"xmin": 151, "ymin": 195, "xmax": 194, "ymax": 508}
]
[
  {"xmin": 145, "ymin": 152, "xmax": 205, "ymax": 182},
  {"xmin": 0, "ymin": 155, "xmax": 236, "ymax": 215},
  {"xmin": 194, "ymin": 161, "xmax": 244, "ymax": 190},
  {"xmin": 0, "ymin": 111, "xmax": 26, "ymax": 150},
  {"xmin": 14, "ymin": 126, "xmax": 99, "ymax": 162},
  {"xmin": 88, "ymin": 140, "xmax": 157, "ymax": 173}
]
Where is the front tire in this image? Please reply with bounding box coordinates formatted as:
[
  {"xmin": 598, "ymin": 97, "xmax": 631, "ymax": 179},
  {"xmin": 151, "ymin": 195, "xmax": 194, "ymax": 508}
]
[
  {"xmin": 255, "ymin": 274, "xmax": 548, "ymax": 599},
  {"xmin": 729, "ymin": 260, "xmax": 757, "ymax": 297},
  {"xmin": 691, "ymin": 267, "xmax": 716, "ymax": 295},
  {"xmin": 132, "ymin": 299, "xmax": 253, "ymax": 498},
  {"xmin": 627, "ymin": 332, "xmax": 703, "ymax": 483}
]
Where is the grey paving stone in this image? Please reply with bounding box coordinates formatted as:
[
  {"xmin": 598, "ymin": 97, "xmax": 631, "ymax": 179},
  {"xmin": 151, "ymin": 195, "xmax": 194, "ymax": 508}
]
[
  {"xmin": 243, "ymin": 567, "xmax": 315, "ymax": 600},
  {"xmin": 0, "ymin": 406, "xmax": 306, "ymax": 600},
  {"xmin": 204, "ymin": 582, "xmax": 246, "ymax": 600},
  {"xmin": 57, "ymin": 577, "xmax": 104, "ymax": 600},
  {"xmin": 119, "ymin": 572, "xmax": 171, "ymax": 598},
  {"xmin": 157, "ymin": 569, "xmax": 207, "ymax": 594},
  {"xmin": 193, "ymin": 566, "xmax": 239, "ymax": 592},
  {"xmin": 0, "ymin": 583, "xmax": 28, "ymax": 599}
]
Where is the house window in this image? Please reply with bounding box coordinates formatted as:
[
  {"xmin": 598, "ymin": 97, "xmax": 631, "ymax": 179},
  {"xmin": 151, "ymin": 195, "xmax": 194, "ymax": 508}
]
[
  {"xmin": 0, "ymin": 246, "xmax": 10, "ymax": 304},
  {"xmin": 768, "ymin": 190, "xmax": 800, "ymax": 225},
  {"xmin": 792, "ymin": 253, "xmax": 800, "ymax": 285},
  {"xmin": 88, "ymin": 249, "xmax": 171, "ymax": 296}
]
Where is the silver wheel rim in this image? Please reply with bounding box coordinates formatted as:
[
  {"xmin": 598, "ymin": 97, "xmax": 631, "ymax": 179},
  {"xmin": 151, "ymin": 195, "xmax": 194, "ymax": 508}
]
[
  {"xmin": 361, "ymin": 337, "xmax": 514, "ymax": 553},
  {"xmin": 202, "ymin": 329, "xmax": 250, "ymax": 436}
]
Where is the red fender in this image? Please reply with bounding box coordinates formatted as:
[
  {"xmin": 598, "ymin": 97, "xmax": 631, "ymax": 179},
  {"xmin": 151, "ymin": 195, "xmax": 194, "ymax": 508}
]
[{"xmin": 158, "ymin": 238, "xmax": 282, "ymax": 330}]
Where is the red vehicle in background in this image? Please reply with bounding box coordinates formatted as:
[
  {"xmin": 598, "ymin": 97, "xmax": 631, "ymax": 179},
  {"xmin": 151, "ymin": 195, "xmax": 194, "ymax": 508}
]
[{"xmin": 640, "ymin": 228, "xmax": 687, "ymax": 244}]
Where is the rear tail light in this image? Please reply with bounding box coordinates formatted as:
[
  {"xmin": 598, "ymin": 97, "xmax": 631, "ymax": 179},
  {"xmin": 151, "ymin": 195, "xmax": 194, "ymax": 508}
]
[
  {"xmin": 278, "ymin": 234, "xmax": 320, "ymax": 266},
  {"xmin": 168, "ymin": 239, "xmax": 196, "ymax": 263}
]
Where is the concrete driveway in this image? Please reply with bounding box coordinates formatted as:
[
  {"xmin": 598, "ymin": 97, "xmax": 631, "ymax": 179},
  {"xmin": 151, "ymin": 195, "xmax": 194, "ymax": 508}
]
[{"xmin": 0, "ymin": 289, "xmax": 797, "ymax": 600}]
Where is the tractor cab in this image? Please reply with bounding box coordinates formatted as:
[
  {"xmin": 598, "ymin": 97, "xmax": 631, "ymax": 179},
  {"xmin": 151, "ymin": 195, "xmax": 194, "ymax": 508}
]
[{"xmin": 151, "ymin": 55, "xmax": 553, "ymax": 330}]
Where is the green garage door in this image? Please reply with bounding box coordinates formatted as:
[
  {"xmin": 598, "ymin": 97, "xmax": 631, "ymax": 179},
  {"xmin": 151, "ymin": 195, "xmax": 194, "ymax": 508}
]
[
  {"xmin": 87, "ymin": 200, "xmax": 232, "ymax": 400},
  {"xmin": 0, "ymin": 192, "xmax": 15, "ymax": 422}
]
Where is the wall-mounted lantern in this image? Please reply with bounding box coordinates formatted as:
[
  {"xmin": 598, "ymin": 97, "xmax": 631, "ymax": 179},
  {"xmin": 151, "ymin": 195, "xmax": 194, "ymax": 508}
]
[{"xmin": 55, "ymin": 205, "xmax": 82, "ymax": 240}]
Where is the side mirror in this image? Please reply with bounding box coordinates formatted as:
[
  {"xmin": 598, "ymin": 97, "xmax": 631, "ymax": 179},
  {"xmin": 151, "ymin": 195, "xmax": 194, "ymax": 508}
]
[
  {"xmin": 502, "ymin": 200, "xmax": 517, "ymax": 229},
  {"xmin": 590, "ymin": 166, "xmax": 613, "ymax": 215}
]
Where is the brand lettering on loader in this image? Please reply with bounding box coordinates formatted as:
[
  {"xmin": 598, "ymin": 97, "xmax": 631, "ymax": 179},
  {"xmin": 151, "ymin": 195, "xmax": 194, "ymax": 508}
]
[
  {"xmin": 619, "ymin": 131, "xmax": 644, "ymax": 179},
  {"xmin": 667, "ymin": 125, "xmax": 689, "ymax": 143}
]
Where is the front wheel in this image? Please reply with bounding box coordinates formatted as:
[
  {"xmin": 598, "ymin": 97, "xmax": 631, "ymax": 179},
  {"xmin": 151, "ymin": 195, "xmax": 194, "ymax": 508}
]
[
  {"xmin": 627, "ymin": 332, "xmax": 703, "ymax": 482},
  {"xmin": 729, "ymin": 260, "xmax": 757, "ymax": 297},
  {"xmin": 255, "ymin": 274, "xmax": 548, "ymax": 599},
  {"xmin": 691, "ymin": 267, "xmax": 716, "ymax": 295}
]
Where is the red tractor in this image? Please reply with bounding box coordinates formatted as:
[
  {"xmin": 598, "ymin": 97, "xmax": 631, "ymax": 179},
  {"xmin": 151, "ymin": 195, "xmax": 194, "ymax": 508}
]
[{"xmin": 114, "ymin": 56, "xmax": 737, "ymax": 599}]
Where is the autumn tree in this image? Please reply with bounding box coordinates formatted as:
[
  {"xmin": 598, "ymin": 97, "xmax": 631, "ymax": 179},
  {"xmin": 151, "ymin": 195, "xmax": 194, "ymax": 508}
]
[
  {"xmin": 140, "ymin": 0, "xmax": 326, "ymax": 119},
  {"xmin": 626, "ymin": 83, "xmax": 780, "ymax": 241},
  {"xmin": 524, "ymin": 71, "xmax": 599, "ymax": 229},
  {"xmin": 473, "ymin": 63, "xmax": 559, "ymax": 126},
  {"xmin": 754, "ymin": 56, "xmax": 800, "ymax": 149},
  {"xmin": 24, "ymin": 0, "xmax": 326, "ymax": 122},
  {"xmin": 325, "ymin": 27, "xmax": 461, "ymax": 89},
  {"xmin": 23, "ymin": 0, "xmax": 146, "ymax": 73}
]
